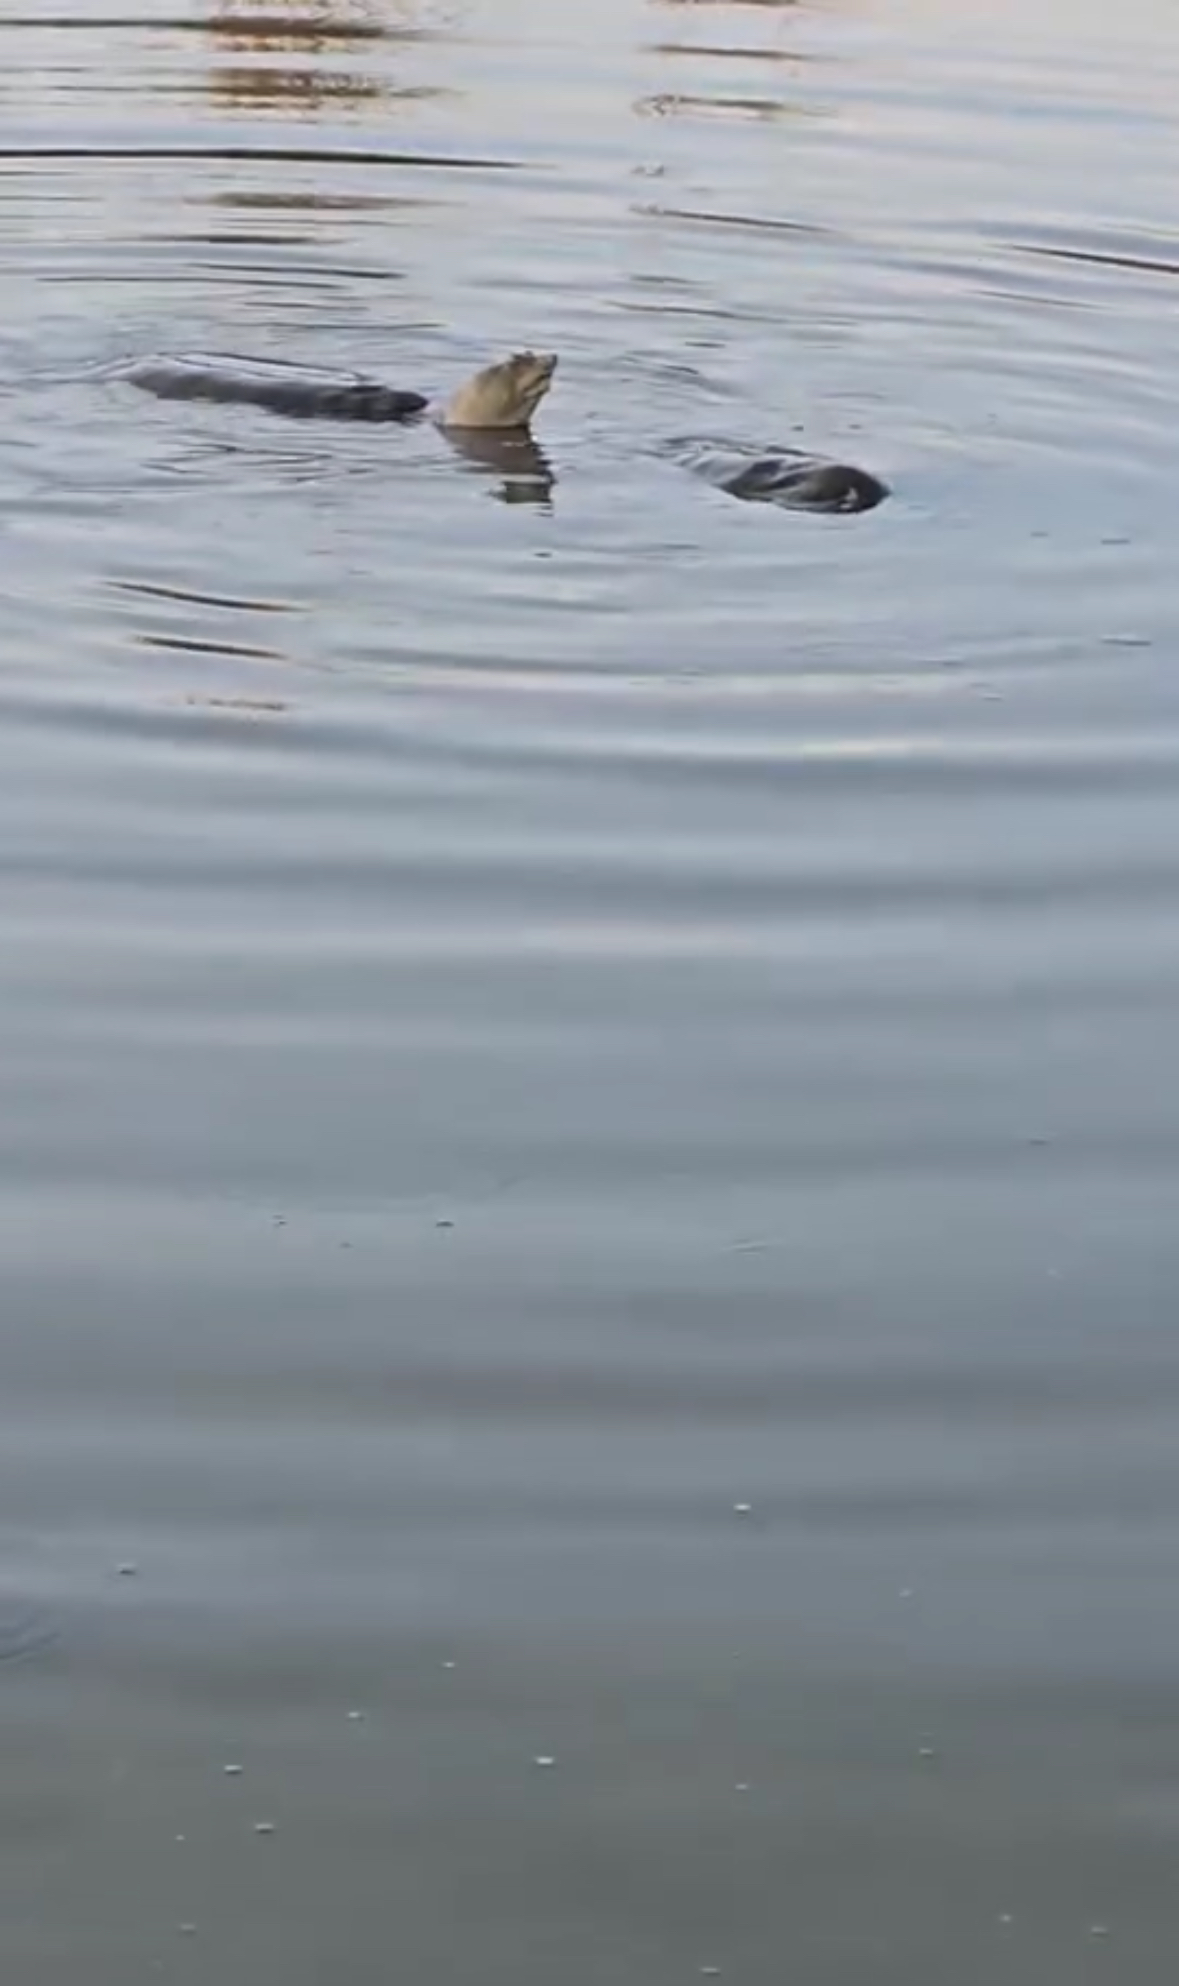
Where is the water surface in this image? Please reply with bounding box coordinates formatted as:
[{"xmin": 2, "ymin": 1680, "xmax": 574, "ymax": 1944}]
[{"xmin": 3, "ymin": 0, "xmax": 1179, "ymax": 1980}]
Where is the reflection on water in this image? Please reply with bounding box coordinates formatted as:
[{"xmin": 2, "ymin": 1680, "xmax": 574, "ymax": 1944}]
[
  {"xmin": 205, "ymin": 0, "xmax": 447, "ymax": 113},
  {"xmin": 206, "ymin": 65, "xmax": 388, "ymax": 109},
  {"xmin": 639, "ymin": 0, "xmax": 811, "ymax": 122},
  {"xmin": 209, "ymin": 187, "xmax": 413, "ymax": 208},
  {"xmin": 441, "ymin": 423, "xmax": 556, "ymax": 505},
  {"xmin": 636, "ymin": 91, "xmax": 811, "ymax": 119},
  {"xmin": 207, "ymin": 0, "xmax": 395, "ymax": 46}
]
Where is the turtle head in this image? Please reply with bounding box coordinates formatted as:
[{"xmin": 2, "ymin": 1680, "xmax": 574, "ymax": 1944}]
[{"xmin": 440, "ymin": 351, "xmax": 557, "ymax": 431}]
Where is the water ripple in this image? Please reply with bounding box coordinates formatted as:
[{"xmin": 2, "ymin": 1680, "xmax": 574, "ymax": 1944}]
[{"xmin": 5, "ymin": 0, "xmax": 1179, "ymax": 1978}]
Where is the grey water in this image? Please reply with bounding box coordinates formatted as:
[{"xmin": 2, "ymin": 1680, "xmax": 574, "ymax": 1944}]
[{"xmin": 2, "ymin": 0, "xmax": 1179, "ymax": 1979}]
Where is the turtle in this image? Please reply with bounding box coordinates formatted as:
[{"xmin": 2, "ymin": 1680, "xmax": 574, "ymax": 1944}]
[{"xmin": 117, "ymin": 347, "xmax": 888, "ymax": 514}]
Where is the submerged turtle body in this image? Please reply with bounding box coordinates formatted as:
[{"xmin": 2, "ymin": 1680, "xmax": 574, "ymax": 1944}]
[
  {"xmin": 662, "ymin": 438, "xmax": 888, "ymax": 515},
  {"xmin": 123, "ymin": 352, "xmax": 431, "ymax": 423},
  {"xmin": 119, "ymin": 348, "xmax": 888, "ymax": 514}
]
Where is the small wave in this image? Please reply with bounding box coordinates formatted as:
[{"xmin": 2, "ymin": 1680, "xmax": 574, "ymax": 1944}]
[
  {"xmin": 0, "ymin": 143, "xmax": 519, "ymax": 171},
  {"xmin": 0, "ymin": 1600, "xmax": 60, "ymax": 1666}
]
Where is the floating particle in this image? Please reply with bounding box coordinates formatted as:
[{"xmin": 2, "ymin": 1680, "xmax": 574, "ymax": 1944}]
[
  {"xmin": 734, "ymin": 1782, "xmax": 750, "ymax": 1794},
  {"xmin": 177, "ymin": 1925, "xmax": 196, "ymax": 1937},
  {"xmin": 253, "ymin": 1821, "xmax": 276, "ymax": 1836},
  {"xmin": 347, "ymin": 1709, "xmax": 365, "ymax": 1722},
  {"xmin": 998, "ymin": 1915, "xmax": 1014, "ymax": 1927},
  {"xmin": 116, "ymin": 1562, "xmax": 138, "ymax": 1578},
  {"xmin": 732, "ymin": 1503, "xmax": 753, "ymax": 1516},
  {"xmin": 223, "ymin": 1763, "xmax": 243, "ymax": 1777},
  {"xmin": 533, "ymin": 1755, "xmax": 556, "ymax": 1769},
  {"xmin": 1089, "ymin": 1925, "xmax": 1110, "ymax": 1939},
  {"xmin": 442, "ymin": 1660, "xmax": 457, "ymax": 1671},
  {"xmin": 918, "ymin": 1746, "xmax": 937, "ymax": 1760},
  {"xmin": 898, "ymin": 1588, "xmax": 914, "ymax": 1600},
  {"xmin": 700, "ymin": 1967, "xmax": 721, "ymax": 1976}
]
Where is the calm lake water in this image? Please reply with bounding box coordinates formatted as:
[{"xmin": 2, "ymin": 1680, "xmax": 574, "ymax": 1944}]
[{"xmin": 3, "ymin": 0, "xmax": 1179, "ymax": 1979}]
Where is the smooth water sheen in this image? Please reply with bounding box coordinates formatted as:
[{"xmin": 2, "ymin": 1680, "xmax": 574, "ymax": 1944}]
[{"xmin": 2, "ymin": 0, "xmax": 1179, "ymax": 1980}]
